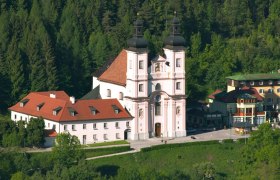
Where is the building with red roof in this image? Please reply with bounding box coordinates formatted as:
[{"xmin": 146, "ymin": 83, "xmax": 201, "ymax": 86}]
[
  {"xmin": 9, "ymin": 91, "xmax": 132, "ymax": 144},
  {"xmin": 208, "ymin": 87, "xmax": 266, "ymax": 126}
]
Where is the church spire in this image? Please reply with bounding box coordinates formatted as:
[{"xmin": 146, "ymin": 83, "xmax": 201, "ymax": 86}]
[
  {"xmin": 164, "ymin": 12, "xmax": 185, "ymax": 50},
  {"xmin": 127, "ymin": 14, "xmax": 148, "ymax": 52}
]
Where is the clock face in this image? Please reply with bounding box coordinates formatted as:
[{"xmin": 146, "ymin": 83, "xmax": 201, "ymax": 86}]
[{"xmin": 155, "ymin": 95, "xmax": 161, "ymax": 102}]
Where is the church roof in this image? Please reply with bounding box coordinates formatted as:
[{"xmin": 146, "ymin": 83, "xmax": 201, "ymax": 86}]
[
  {"xmin": 80, "ymin": 85, "xmax": 101, "ymax": 100},
  {"xmin": 98, "ymin": 49, "xmax": 127, "ymax": 86},
  {"xmin": 9, "ymin": 91, "xmax": 132, "ymax": 122}
]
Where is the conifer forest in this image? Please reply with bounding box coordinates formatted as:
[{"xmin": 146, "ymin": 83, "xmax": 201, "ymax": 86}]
[{"xmin": 0, "ymin": 0, "xmax": 280, "ymax": 110}]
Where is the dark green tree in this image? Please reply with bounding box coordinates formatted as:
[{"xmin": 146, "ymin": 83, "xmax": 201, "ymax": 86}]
[
  {"xmin": 52, "ymin": 132, "xmax": 84, "ymax": 168},
  {"xmin": 26, "ymin": 117, "xmax": 45, "ymax": 147}
]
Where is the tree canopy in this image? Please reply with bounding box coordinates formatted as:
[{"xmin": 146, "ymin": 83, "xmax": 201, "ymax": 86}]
[{"xmin": 0, "ymin": 0, "xmax": 279, "ymax": 108}]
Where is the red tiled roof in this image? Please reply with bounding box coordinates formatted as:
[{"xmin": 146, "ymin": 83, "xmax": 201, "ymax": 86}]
[
  {"xmin": 45, "ymin": 129, "xmax": 57, "ymax": 137},
  {"xmin": 98, "ymin": 49, "xmax": 127, "ymax": 86},
  {"xmin": 214, "ymin": 88, "xmax": 263, "ymax": 103},
  {"xmin": 208, "ymin": 89, "xmax": 222, "ymax": 99},
  {"xmin": 9, "ymin": 91, "xmax": 132, "ymax": 122}
]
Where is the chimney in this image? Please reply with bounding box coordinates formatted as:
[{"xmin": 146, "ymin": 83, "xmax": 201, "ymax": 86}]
[
  {"xmin": 50, "ymin": 93, "xmax": 56, "ymax": 99},
  {"xmin": 70, "ymin": 96, "xmax": 75, "ymax": 104}
]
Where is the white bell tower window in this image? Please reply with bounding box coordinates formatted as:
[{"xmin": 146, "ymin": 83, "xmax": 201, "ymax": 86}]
[
  {"xmin": 176, "ymin": 58, "xmax": 181, "ymax": 67},
  {"xmin": 139, "ymin": 84, "xmax": 144, "ymax": 92},
  {"xmin": 139, "ymin": 60, "xmax": 143, "ymax": 69},
  {"xmin": 176, "ymin": 82, "xmax": 181, "ymax": 90}
]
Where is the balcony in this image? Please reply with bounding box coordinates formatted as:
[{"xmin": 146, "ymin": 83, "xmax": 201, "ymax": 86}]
[{"xmin": 233, "ymin": 111, "xmax": 265, "ymax": 116}]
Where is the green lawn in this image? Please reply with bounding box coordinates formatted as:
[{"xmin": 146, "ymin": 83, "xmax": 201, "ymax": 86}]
[
  {"xmin": 83, "ymin": 140, "xmax": 129, "ymax": 147},
  {"xmin": 84, "ymin": 146, "xmax": 131, "ymax": 158},
  {"xmin": 89, "ymin": 141, "xmax": 245, "ymax": 179}
]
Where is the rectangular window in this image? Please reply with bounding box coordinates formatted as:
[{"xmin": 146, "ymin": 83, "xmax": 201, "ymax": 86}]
[
  {"xmin": 53, "ymin": 124, "xmax": 56, "ymax": 130},
  {"xmin": 129, "ymin": 60, "xmax": 132, "ymax": 69},
  {"xmin": 93, "ymin": 134, "xmax": 97, "ymax": 140},
  {"xmin": 268, "ymin": 89, "xmax": 273, "ymax": 93},
  {"xmin": 126, "ymin": 121, "xmax": 130, "ymax": 127},
  {"xmin": 83, "ymin": 135, "xmax": 86, "ymax": 144},
  {"xmin": 83, "ymin": 124, "xmax": 86, "ymax": 129},
  {"xmin": 72, "ymin": 125, "xmax": 76, "ymax": 131},
  {"xmin": 104, "ymin": 123, "xmax": 108, "ymax": 129},
  {"xmin": 139, "ymin": 60, "xmax": 143, "ymax": 69},
  {"xmin": 115, "ymin": 122, "xmax": 119, "ymax": 128},
  {"xmin": 103, "ymin": 134, "xmax": 108, "ymax": 140},
  {"xmin": 259, "ymin": 89, "xmax": 264, "ymax": 94},
  {"xmin": 93, "ymin": 123, "xmax": 97, "ymax": 129},
  {"xmin": 139, "ymin": 84, "xmax": 143, "ymax": 92},
  {"xmin": 64, "ymin": 125, "xmax": 67, "ymax": 131},
  {"xmin": 48, "ymin": 123, "xmax": 50, "ymax": 128},
  {"xmin": 116, "ymin": 133, "xmax": 120, "ymax": 139},
  {"xmin": 176, "ymin": 58, "xmax": 181, "ymax": 67},
  {"xmin": 14, "ymin": 114, "xmax": 17, "ymax": 120},
  {"xmin": 155, "ymin": 102, "xmax": 161, "ymax": 115},
  {"xmin": 176, "ymin": 82, "xmax": 181, "ymax": 90}
]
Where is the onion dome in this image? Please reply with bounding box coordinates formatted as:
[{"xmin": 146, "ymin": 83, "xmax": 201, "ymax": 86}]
[
  {"xmin": 127, "ymin": 18, "xmax": 148, "ymax": 52},
  {"xmin": 164, "ymin": 15, "xmax": 186, "ymax": 50}
]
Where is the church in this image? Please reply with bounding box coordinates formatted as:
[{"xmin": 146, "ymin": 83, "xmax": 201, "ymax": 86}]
[
  {"xmin": 85, "ymin": 16, "xmax": 187, "ymax": 140},
  {"xmin": 9, "ymin": 16, "xmax": 187, "ymax": 144}
]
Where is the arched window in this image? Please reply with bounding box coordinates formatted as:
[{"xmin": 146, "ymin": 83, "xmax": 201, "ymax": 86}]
[
  {"xmin": 107, "ymin": 89, "xmax": 111, "ymax": 97},
  {"xmin": 119, "ymin": 92, "xmax": 123, "ymax": 100},
  {"xmin": 139, "ymin": 109, "xmax": 143, "ymax": 118},
  {"xmin": 155, "ymin": 83, "xmax": 161, "ymax": 91},
  {"xmin": 155, "ymin": 95, "xmax": 161, "ymax": 116}
]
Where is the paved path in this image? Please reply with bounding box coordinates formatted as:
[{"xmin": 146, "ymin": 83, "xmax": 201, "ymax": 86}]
[{"xmin": 129, "ymin": 129, "xmax": 250, "ymax": 151}]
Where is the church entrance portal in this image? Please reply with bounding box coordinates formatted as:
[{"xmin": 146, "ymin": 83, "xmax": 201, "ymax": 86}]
[{"xmin": 155, "ymin": 123, "xmax": 161, "ymax": 137}]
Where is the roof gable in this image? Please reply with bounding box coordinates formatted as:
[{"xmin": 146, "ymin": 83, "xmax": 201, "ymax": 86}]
[{"xmin": 98, "ymin": 49, "xmax": 127, "ymax": 86}]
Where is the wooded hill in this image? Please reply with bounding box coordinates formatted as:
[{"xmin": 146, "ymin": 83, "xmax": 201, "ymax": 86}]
[{"xmin": 0, "ymin": 0, "xmax": 280, "ymax": 110}]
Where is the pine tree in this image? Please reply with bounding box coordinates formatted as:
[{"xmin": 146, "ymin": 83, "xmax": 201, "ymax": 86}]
[
  {"xmin": 42, "ymin": 37, "xmax": 58, "ymax": 91},
  {"xmin": 6, "ymin": 36, "xmax": 25, "ymax": 102}
]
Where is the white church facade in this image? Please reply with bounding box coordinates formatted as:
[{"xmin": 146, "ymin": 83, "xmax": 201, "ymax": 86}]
[
  {"xmin": 9, "ymin": 17, "xmax": 187, "ymax": 144},
  {"xmin": 87, "ymin": 17, "xmax": 187, "ymax": 140}
]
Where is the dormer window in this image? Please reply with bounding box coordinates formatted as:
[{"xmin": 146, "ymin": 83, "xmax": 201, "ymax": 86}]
[
  {"xmin": 89, "ymin": 106, "xmax": 97, "ymax": 115},
  {"xmin": 259, "ymin": 81, "xmax": 263, "ymax": 85},
  {"xmin": 250, "ymin": 81, "xmax": 254, "ymax": 85},
  {"xmin": 268, "ymin": 89, "xmax": 273, "ymax": 93},
  {"xmin": 53, "ymin": 106, "xmax": 62, "ymax": 116},
  {"xmin": 68, "ymin": 107, "xmax": 77, "ymax": 116},
  {"xmin": 20, "ymin": 99, "xmax": 29, "ymax": 107},
  {"xmin": 240, "ymin": 81, "xmax": 245, "ymax": 85},
  {"xmin": 269, "ymin": 80, "xmax": 273, "ymax": 85},
  {"xmin": 278, "ymin": 80, "xmax": 280, "ymax": 85},
  {"xmin": 36, "ymin": 102, "xmax": 45, "ymax": 111},
  {"xmin": 112, "ymin": 105, "xmax": 120, "ymax": 114}
]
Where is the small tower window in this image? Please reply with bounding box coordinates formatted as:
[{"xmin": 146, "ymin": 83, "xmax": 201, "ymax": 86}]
[
  {"xmin": 155, "ymin": 102, "xmax": 161, "ymax": 115},
  {"xmin": 176, "ymin": 82, "xmax": 181, "ymax": 90},
  {"xmin": 139, "ymin": 84, "xmax": 144, "ymax": 92},
  {"xmin": 176, "ymin": 58, "xmax": 181, "ymax": 67},
  {"xmin": 107, "ymin": 89, "xmax": 111, "ymax": 97},
  {"xmin": 139, "ymin": 108, "xmax": 144, "ymax": 118},
  {"xmin": 139, "ymin": 60, "xmax": 144, "ymax": 69}
]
